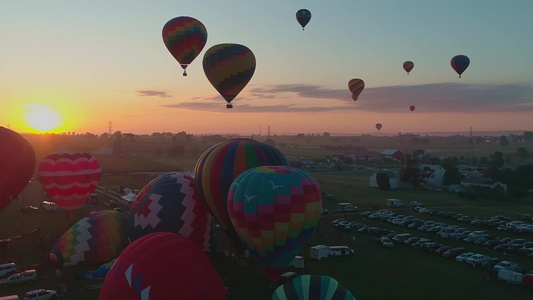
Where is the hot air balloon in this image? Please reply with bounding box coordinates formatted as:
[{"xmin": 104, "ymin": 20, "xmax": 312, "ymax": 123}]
[
  {"xmin": 403, "ymin": 61, "xmax": 414, "ymax": 75},
  {"xmin": 272, "ymin": 275, "xmax": 355, "ymax": 300},
  {"xmin": 195, "ymin": 139, "xmax": 288, "ymax": 252},
  {"xmin": 409, "ymin": 105, "xmax": 415, "ymax": 112},
  {"xmin": 227, "ymin": 166, "xmax": 322, "ymax": 280},
  {"xmin": 127, "ymin": 172, "xmax": 213, "ymax": 252},
  {"xmin": 0, "ymin": 127, "xmax": 35, "ymax": 212},
  {"xmin": 162, "ymin": 16, "xmax": 208, "ymax": 76},
  {"xmin": 450, "ymin": 55, "xmax": 470, "ymax": 78},
  {"xmin": 375, "ymin": 123, "xmax": 382, "ymax": 131},
  {"xmin": 99, "ymin": 232, "xmax": 226, "ymax": 300},
  {"xmin": 348, "ymin": 79, "xmax": 364, "ymax": 101},
  {"xmin": 296, "ymin": 9, "xmax": 311, "ymax": 30},
  {"xmin": 38, "ymin": 152, "xmax": 101, "ymax": 216},
  {"xmin": 50, "ymin": 210, "xmax": 129, "ymax": 267},
  {"xmin": 76, "ymin": 259, "xmax": 117, "ymax": 281},
  {"xmin": 203, "ymin": 43, "xmax": 256, "ymax": 109}
]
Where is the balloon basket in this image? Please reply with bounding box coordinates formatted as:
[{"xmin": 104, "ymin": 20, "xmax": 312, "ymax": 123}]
[{"xmin": 226, "ymin": 104, "xmax": 233, "ymax": 109}]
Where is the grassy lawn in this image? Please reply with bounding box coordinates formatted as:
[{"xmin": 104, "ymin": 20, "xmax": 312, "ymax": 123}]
[{"xmin": 2, "ymin": 146, "xmax": 533, "ymax": 299}]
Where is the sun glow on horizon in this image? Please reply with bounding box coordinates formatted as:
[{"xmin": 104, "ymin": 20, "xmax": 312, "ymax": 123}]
[{"xmin": 24, "ymin": 104, "xmax": 62, "ymax": 133}]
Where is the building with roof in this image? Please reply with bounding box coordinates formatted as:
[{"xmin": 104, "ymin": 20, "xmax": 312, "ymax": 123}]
[{"xmin": 369, "ymin": 169, "xmax": 399, "ymax": 189}]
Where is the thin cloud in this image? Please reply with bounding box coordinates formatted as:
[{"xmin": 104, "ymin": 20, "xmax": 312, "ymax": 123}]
[
  {"xmin": 136, "ymin": 90, "xmax": 172, "ymax": 98},
  {"xmin": 159, "ymin": 83, "xmax": 533, "ymax": 113}
]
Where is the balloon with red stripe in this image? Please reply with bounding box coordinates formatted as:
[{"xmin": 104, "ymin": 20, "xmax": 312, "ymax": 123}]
[
  {"xmin": 38, "ymin": 152, "xmax": 101, "ymax": 216},
  {"xmin": 348, "ymin": 78, "xmax": 364, "ymax": 101},
  {"xmin": 227, "ymin": 166, "xmax": 322, "ymax": 280},
  {"xmin": 162, "ymin": 16, "xmax": 208, "ymax": 76},
  {"xmin": 0, "ymin": 127, "xmax": 35, "ymax": 212}
]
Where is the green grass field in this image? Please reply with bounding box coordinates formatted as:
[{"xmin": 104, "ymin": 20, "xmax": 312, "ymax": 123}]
[{"xmin": 2, "ymin": 136, "xmax": 532, "ymax": 299}]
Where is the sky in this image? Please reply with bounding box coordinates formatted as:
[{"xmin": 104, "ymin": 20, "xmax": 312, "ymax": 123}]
[{"xmin": 1, "ymin": 0, "xmax": 532, "ymax": 135}]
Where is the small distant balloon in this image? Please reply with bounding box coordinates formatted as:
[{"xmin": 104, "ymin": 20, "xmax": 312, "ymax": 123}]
[
  {"xmin": 403, "ymin": 61, "xmax": 414, "ymax": 74},
  {"xmin": 296, "ymin": 9, "xmax": 311, "ymax": 30},
  {"xmin": 409, "ymin": 105, "xmax": 415, "ymax": 112},
  {"xmin": 375, "ymin": 123, "xmax": 382, "ymax": 131},
  {"xmin": 450, "ymin": 55, "xmax": 470, "ymax": 78},
  {"xmin": 348, "ymin": 79, "xmax": 364, "ymax": 101}
]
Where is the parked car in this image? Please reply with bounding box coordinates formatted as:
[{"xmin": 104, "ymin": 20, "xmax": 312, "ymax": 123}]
[
  {"xmin": 466, "ymin": 254, "xmax": 490, "ymax": 266},
  {"xmin": 434, "ymin": 246, "xmax": 452, "ymax": 255},
  {"xmin": 331, "ymin": 218, "xmax": 346, "ymax": 226},
  {"xmin": 455, "ymin": 252, "xmax": 475, "ymax": 263},
  {"xmin": 443, "ymin": 247, "xmax": 467, "ymax": 258},
  {"xmin": 403, "ymin": 236, "xmax": 420, "ymax": 246},
  {"xmin": 493, "ymin": 261, "xmax": 518, "ymax": 271},
  {"xmin": 483, "ymin": 239, "xmax": 502, "ymax": 249},
  {"xmin": 0, "ymin": 270, "xmax": 36, "ymax": 287},
  {"xmin": 481, "ymin": 258, "xmax": 501, "ymax": 269},
  {"xmin": 23, "ymin": 289, "xmax": 58, "ymax": 300},
  {"xmin": 380, "ymin": 237, "xmax": 393, "ymax": 248},
  {"xmin": 410, "ymin": 201, "xmax": 423, "ymax": 207},
  {"xmin": 321, "ymin": 208, "xmax": 330, "ymax": 216}
]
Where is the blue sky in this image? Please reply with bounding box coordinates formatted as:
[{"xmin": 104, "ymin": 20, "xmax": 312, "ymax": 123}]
[{"xmin": 1, "ymin": 1, "xmax": 532, "ymax": 134}]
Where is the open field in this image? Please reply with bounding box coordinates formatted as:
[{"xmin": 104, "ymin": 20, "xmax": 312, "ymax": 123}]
[{"xmin": 1, "ymin": 135, "xmax": 532, "ymax": 299}]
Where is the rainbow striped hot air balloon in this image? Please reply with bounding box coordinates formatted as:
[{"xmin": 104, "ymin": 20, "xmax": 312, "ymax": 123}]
[
  {"xmin": 272, "ymin": 275, "xmax": 355, "ymax": 300},
  {"xmin": 162, "ymin": 16, "xmax": 207, "ymax": 76},
  {"xmin": 127, "ymin": 172, "xmax": 213, "ymax": 252},
  {"xmin": 227, "ymin": 166, "xmax": 323, "ymax": 280},
  {"xmin": 50, "ymin": 210, "xmax": 129, "ymax": 267},
  {"xmin": 203, "ymin": 43, "xmax": 256, "ymax": 108},
  {"xmin": 195, "ymin": 139, "xmax": 288, "ymax": 252}
]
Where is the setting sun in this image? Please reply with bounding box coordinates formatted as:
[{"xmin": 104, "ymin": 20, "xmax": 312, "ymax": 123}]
[{"xmin": 24, "ymin": 104, "xmax": 62, "ymax": 133}]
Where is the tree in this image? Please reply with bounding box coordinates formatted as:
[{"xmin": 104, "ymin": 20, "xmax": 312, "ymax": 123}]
[
  {"xmin": 516, "ymin": 147, "xmax": 529, "ymax": 160},
  {"xmin": 443, "ymin": 167, "xmax": 463, "ymax": 185},
  {"xmin": 265, "ymin": 138, "xmax": 276, "ymax": 147},
  {"xmin": 499, "ymin": 135, "xmax": 509, "ymax": 147},
  {"xmin": 167, "ymin": 145, "xmax": 185, "ymax": 157},
  {"xmin": 523, "ymin": 131, "xmax": 533, "ymax": 141},
  {"xmin": 490, "ymin": 151, "xmax": 504, "ymax": 168},
  {"xmin": 376, "ymin": 173, "xmax": 391, "ymax": 190},
  {"xmin": 154, "ymin": 147, "xmax": 162, "ymax": 156},
  {"xmin": 400, "ymin": 156, "xmax": 435, "ymax": 189}
]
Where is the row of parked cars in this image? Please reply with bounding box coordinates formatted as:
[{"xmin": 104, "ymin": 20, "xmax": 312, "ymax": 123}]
[
  {"xmin": 415, "ymin": 209, "xmax": 533, "ymax": 236},
  {"xmin": 363, "ymin": 209, "xmax": 533, "ymax": 259}
]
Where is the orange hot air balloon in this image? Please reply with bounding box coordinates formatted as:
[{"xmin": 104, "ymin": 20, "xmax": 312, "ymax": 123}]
[{"xmin": 348, "ymin": 79, "xmax": 364, "ymax": 101}]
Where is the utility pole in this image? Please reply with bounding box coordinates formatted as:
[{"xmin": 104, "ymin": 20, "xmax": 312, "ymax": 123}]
[{"xmin": 108, "ymin": 121, "xmax": 112, "ymax": 136}]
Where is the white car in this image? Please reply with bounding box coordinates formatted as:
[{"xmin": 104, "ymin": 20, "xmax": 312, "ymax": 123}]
[
  {"xmin": 23, "ymin": 289, "xmax": 58, "ymax": 300},
  {"xmin": 410, "ymin": 201, "xmax": 423, "ymax": 207},
  {"xmin": 493, "ymin": 261, "xmax": 518, "ymax": 271},
  {"xmin": 455, "ymin": 252, "xmax": 474, "ymax": 263},
  {"xmin": 466, "ymin": 254, "xmax": 490, "ymax": 265}
]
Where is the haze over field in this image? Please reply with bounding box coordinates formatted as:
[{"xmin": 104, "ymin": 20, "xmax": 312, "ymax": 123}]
[{"xmin": 1, "ymin": 1, "xmax": 532, "ymax": 136}]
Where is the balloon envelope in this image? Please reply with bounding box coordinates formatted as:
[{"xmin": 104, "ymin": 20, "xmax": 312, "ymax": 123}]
[
  {"xmin": 195, "ymin": 139, "xmax": 288, "ymax": 251},
  {"xmin": 296, "ymin": 9, "xmax": 311, "ymax": 29},
  {"xmin": 348, "ymin": 79, "xmax": 364, "ymax": 101},
  {"xmin": 203, "ymin": 43, "xmax": 256, "ymax": 108},
  {"xmin": 127, "ymin": 172, "xmax": 213, "ymax": 251},
  {"xmin": 0, "ymin": 127, "xmax": 35, "ymax": 212},
  {"xmin": 375, "ymin": 123, "xmax": 382, "ymax": 131},
  {"xmin": 403, "ymin": 61, "xmax": 414, "ymax": 74},
  {"xmin": 38, "ymin": 152, "xmax": 101, "ymax": 214},
  {"xmin": 162, "ymin": 16, "xmax": 207, "ymax": 76},
  {"xmin": 272, "ymin": 275, "xmax": 355, "ymax": 300},
  {"xmin": 99, "ymin": 232, "xmax": 226, "ymax": 300},
  {"xmin": 228, "ymin": 166, "xmax": 322, "ymax": 280},
  {"xmin": 450, "ymin": 55, "xmax": 470, "ymax": 78},
  {"xmin": 409, "ymin": 105, "xmax": 415, "ymax": 112},
  {"xmin": 50, "ymin": 210, "xmax": 129, "ymax": 267}
]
